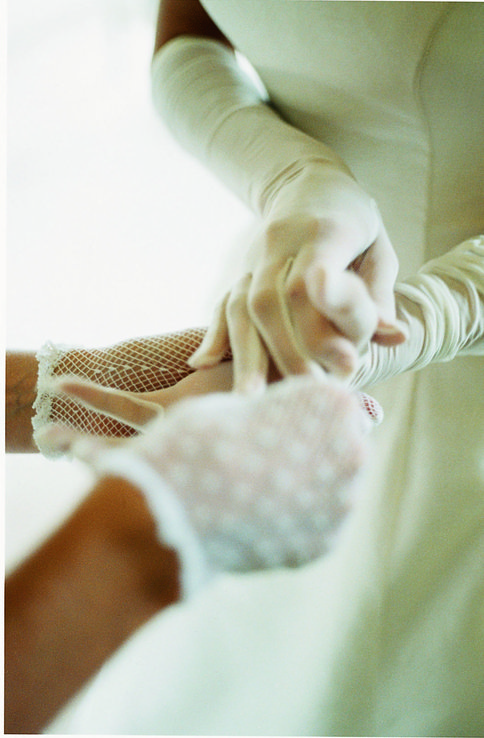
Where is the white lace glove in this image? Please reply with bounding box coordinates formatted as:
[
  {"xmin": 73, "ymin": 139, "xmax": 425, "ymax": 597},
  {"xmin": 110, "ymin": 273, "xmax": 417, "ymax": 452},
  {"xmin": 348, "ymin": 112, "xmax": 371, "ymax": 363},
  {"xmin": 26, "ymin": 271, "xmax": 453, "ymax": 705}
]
[
  {"xmin": 38, "ymin": 377, "xmax": 371, "ymax": 598},
  {"xmin": 152, "ymin": 37, "xmax": 407, "ymax": 391}
]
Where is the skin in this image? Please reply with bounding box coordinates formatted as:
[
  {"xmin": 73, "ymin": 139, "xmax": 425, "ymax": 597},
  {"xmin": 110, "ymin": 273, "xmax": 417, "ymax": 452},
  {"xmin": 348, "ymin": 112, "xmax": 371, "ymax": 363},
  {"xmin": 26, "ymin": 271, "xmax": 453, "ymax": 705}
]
[
  {"xmin": 5, "ymin": 475, "xmax": 180, "ymax": 734},
  {"xmin": 152, "ymin": 2, "xmax": 407, "ymax": 394},
  {"xmin": 5, "ymin": 352, "xmax": 39, "ymax": 453},
  {"xmin": 5, "ymin": 350, "xmax": 235, "ymax": 452},
  {"xmin": 4, "ymin": 345, "xmax": 272, "ymax": 732},
  {"xmin": 154, "ymin": 0, "xmax": 232, "ymax": 53},
  {"xmin": 4, "ymin": 347, "xmax": 238, "ymax": 732}
]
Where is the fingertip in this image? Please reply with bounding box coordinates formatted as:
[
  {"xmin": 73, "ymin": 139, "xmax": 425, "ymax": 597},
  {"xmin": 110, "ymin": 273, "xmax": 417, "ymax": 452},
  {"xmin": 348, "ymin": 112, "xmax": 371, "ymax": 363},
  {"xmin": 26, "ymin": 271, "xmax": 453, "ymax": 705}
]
[
  {"xmin": 189, "ymin": 331, "xmax": 230, "ymax": 369},
  {"xmin": 188, "ymin": 350, "xmax": 225, "ymax": 370},
  {"xmin": 372, "ymin": 319, "xmax": 408, "ymax": 346},
  {"xmin": 42, "ymin": 375, "xmax": 75, "ymax": 394},
  {"xmin": 35, "ymin": 423, "xmax": 79, "ymax": 455},
  {"xmin": 234, "ymin": 374, "xmax": 267, "ymax": 396}
]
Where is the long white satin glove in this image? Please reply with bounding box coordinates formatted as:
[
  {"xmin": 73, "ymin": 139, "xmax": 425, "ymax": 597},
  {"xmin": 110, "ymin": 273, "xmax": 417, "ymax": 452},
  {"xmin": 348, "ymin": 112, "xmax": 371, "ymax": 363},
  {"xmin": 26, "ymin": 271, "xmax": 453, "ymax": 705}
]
[
  {"xmin": 38, "ymin": 377, "xmax": 370, "ymax": 598},
  {"xmin": 152, "ymin": 38, "xmax": 407, "ymax": 391},
  {"xmin": 351, "ymin": 235, "xmax": 484, "ymax": 389}
]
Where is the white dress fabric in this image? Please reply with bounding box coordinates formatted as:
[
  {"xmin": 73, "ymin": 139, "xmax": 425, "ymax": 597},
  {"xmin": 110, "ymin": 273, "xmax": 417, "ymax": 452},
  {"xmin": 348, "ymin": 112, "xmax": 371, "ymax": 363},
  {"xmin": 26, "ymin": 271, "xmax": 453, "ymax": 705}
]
[{"xmin": 47, "ymin": 3, "xmax": 484, "ymax": 735}]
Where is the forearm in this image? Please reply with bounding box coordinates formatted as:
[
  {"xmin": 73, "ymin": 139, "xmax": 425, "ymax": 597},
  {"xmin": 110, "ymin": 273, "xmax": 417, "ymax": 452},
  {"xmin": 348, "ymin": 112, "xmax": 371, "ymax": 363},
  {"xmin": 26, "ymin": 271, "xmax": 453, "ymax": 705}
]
[
  {"xmin": 6, "ymin": 352, "xmax": 39, "ymax": 453},
  {"xmin": 352, "ymin": 236, "xmax": 484, "ymax": 389},
  {"xmin": 151, "ymin": 36, "xmax": 348, "ymax": 217},
  {"xmin": 5, "ymin": 475, "xmax": 180, "ymax": 734}
]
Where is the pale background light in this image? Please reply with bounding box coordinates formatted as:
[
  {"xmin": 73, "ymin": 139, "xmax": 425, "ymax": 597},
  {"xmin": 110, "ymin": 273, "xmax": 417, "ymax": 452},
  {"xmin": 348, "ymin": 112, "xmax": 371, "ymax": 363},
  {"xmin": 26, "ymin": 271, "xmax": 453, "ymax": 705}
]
[{"xmin": 6, "ymin": 0, "xmax": 252, "ymax": 570}]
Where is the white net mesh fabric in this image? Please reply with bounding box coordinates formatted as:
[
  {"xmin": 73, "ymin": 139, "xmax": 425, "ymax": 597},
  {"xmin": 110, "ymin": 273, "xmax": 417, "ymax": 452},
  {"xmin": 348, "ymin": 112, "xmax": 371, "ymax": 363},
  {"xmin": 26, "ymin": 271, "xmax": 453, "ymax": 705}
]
[
  {"xmin": 33, "ymin": 327, "xmax": 382, "ymax": 458},
  {"xmin": 33, "ymin": 328, "xmax": 230, "ymax": 455}
]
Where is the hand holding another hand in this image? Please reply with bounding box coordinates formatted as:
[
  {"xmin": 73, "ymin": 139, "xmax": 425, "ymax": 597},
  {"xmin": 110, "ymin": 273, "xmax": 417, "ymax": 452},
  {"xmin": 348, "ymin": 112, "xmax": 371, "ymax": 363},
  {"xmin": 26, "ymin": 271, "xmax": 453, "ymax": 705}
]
[{"xmin": 190, "ymin": 164, "xmax": 407, "ymax": 391}]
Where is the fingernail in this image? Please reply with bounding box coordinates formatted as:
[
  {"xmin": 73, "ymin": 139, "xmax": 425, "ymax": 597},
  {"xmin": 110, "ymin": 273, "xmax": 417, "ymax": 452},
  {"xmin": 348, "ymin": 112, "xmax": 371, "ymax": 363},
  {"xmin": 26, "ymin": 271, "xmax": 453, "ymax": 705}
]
[
  {"xmin": 375, "ymin": 323, "xmax": 400, "ymax": 336},
  {"xmin": 374, "ymin": 320, "xmax": 409, "ymax": 344},
  {"xmin": 376, "ymin": 319, "xmax": 408, "ymax": 336}
]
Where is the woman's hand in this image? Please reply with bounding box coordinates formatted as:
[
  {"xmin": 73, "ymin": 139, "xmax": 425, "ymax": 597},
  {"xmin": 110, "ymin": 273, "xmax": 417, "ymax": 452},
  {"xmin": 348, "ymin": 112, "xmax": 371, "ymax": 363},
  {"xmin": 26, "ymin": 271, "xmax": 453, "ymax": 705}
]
[
  {"xmin": 152, "ymin": 35, "xmax": 407, "ymax": 392},
  {"xmin": 36, "ymin": 376, "xmax": 372, "ymax": 593},
  {"xmin": 43, "ymin": 356, "xmax": 383, "ymax": 445},
  {"xmin": 190, "ymin": 165, "xmax": 407, "ymax": 392},
  {"xmin": 45, "ymin": 361, "xmax": 235, "ymax": 435}
]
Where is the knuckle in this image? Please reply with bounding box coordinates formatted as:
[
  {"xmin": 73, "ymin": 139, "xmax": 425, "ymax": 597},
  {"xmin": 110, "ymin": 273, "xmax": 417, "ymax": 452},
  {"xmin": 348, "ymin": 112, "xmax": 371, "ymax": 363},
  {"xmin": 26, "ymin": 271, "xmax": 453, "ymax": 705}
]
[
  {"xmin": 264, "ymin": 214, "xmax": 321, "ymax": 253},
  {"xmin": 226, "ymin": 290, "xmax": 248, "ymax": 320},
  {"xmin": 264, "ymin": 217, "xmax": 293, "ymax": 244},
  {"xmin": 226, "ymin": 275, "xmax": 251, "ymax": 319},
  {"xmin": 248, "ymin": 286, "xmax": 277, "ymax": 322},
  {"xmin": 285, "ymin": 273, "xmax": 308, "ymax": 305}
]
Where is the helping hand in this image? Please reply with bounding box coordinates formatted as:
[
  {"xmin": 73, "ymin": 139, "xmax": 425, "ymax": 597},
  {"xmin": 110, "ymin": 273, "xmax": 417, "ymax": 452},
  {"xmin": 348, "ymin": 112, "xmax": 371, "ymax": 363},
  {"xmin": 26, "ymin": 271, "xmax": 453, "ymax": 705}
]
[{"xmin": 189, "ymin": 165, "xmax": 408, "ymax": 391}]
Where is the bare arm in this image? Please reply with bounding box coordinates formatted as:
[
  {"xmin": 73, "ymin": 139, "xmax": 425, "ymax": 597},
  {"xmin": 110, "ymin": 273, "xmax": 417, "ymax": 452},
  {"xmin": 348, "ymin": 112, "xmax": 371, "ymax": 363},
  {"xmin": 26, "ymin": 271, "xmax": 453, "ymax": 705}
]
[
  {"xmin": 5, "ymin": 352, "xmax": 39, "ymax": 453},
  {"xmin": 5, "ymin": 475, "xmax": 180, "ymax": 734},
  {"xmin": 154, "ymin": 0, "xmax": 232, "ymax": 54}
]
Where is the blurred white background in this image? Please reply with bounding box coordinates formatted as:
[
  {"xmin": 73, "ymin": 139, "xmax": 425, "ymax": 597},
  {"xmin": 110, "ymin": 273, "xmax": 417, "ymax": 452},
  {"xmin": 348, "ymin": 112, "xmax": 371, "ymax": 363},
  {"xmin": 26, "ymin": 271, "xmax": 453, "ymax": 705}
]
[{"xmin": 6, "ymin": 0, "xmax": 252, "ymax": 571}]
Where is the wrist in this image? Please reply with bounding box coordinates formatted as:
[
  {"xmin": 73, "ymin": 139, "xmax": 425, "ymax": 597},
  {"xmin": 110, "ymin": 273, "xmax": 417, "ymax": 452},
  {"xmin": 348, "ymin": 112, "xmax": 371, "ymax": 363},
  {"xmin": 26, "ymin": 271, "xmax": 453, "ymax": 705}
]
[
  {"xmin": 6, "ymin": 351, "xmax": 39, "ymax": 453},
  {"xmin": 264, "ymin": 162, "xmax": 368, "ymax": 222},
  {"xmin": 94, "ymin": 449, "xmax": 214, "ymax": 598}
]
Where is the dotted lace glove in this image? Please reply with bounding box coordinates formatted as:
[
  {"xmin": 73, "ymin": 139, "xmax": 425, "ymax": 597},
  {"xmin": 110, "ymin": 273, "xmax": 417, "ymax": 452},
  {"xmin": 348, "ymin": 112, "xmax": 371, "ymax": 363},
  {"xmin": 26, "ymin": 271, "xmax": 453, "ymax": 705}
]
[{"xmin": 40, "ymin": 376, "xmax": 372, "ymax": 598}]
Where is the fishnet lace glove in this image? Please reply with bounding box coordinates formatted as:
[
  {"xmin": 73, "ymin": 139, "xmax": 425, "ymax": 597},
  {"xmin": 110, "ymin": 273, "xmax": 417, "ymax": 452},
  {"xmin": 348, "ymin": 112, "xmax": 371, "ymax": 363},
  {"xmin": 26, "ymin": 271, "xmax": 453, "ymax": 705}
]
[
  {"xmin": 38, "ymin": 377, "xmax": 370, "ymax": 598},
  {"xmin": 33, "ymin": 328, "xmax": 382, "ymax": 457},
  {"xmin": 33, "ymin": 328, "xmax": 217, "ymax": 455}
]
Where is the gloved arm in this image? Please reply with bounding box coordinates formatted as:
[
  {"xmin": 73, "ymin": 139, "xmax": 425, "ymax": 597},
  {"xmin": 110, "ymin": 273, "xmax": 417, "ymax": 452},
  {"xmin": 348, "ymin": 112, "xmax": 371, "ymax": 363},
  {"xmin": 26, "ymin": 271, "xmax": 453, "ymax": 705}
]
[
  {"xmin": 151, "ymin": 35, "xmax": 406, "ymax": 389},
  {"xmin": 352, "ymin": 235, "xmax": 484, "ymax": 389}
]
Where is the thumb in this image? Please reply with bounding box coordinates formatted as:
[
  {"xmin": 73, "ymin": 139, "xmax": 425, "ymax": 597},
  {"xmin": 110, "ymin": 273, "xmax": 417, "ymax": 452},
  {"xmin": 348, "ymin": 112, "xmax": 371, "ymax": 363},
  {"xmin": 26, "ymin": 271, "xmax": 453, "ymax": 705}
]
[{"xmin": 356, "ymin": 231, "xmax": 408, "ymax": 346}]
